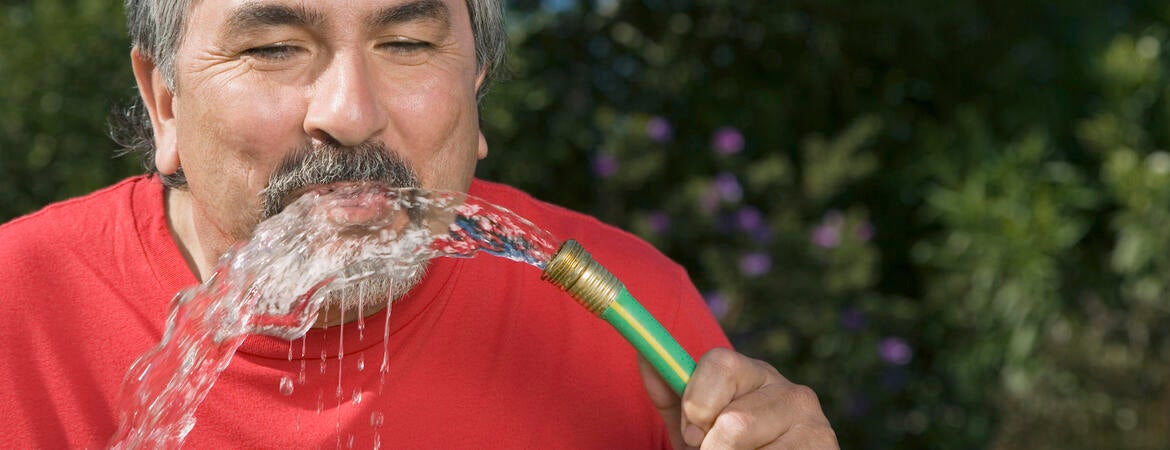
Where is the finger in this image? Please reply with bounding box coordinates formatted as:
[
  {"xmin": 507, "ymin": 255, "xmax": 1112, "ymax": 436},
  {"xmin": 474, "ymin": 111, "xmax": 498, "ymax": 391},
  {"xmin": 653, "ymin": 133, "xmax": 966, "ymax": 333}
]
[
  {"xmin": 700, "ymin": 384, "xmax": 826, "ymax": 450},
  {"xmin": 765, "ymin": 418, "xmax": 840, "ymax": 450},
  {"xmin": 681, "ymin": 349, "xmax": 783, "ymax": 445},
  {"xmin": 638, "ymin": 355, "xmax": 692, "ymax": 450}
]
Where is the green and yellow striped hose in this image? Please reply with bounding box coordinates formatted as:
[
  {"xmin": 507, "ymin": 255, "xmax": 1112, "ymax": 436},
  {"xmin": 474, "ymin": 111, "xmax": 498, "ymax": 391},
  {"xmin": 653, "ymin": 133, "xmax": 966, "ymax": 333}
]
[{"xmin": 541, "ymin": 240, "xmax": 697, "ymax": 395}]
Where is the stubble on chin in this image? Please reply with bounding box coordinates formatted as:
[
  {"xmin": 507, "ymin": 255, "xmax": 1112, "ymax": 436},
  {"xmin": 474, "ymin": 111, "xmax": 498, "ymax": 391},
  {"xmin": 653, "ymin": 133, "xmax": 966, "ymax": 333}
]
[{"xmin": 312, "ymin": 266, "xmax": 428, "ymax": 328}]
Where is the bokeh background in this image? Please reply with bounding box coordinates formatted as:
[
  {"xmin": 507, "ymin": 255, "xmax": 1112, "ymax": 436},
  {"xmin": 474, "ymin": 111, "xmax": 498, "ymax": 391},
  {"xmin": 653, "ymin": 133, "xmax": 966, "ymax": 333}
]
[{"xmin": 3, "ymin": 0, "xmax": 1170, "ymax": 448}]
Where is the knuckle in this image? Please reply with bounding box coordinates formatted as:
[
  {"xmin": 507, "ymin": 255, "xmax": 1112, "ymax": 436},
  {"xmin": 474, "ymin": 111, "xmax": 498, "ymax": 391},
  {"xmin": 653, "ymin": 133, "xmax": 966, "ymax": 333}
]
[
  {"xmin": 712, "ymin": 410, "xmax": 754, "ymax": 444},
  {"xmin": 702, "ymin": 348, "xmax": 743, "ymax": 375},
  {"xmin": 787, "ymin": 423, "xmax": 839, "ymax": 450},
  {"xmin": 814, "ymin": 427, "xmax": 841, "ymax": 449},
  {"xmin": 787, "ymin": 384, "xmax": 821, "ymax": 409},
  {"xmin": 681, "ymin": 398, "xmax": 719, "ymax": 424},
  {"xmin": 752, "ymin": 358, "xmax": 782, "ymax": 378}
]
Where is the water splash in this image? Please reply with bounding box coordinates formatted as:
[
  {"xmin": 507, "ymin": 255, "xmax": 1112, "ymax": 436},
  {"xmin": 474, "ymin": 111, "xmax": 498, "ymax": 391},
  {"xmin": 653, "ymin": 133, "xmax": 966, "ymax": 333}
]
[{"xmin": 108, "ymin": 183, "xmax": 559, "ymax": 449}]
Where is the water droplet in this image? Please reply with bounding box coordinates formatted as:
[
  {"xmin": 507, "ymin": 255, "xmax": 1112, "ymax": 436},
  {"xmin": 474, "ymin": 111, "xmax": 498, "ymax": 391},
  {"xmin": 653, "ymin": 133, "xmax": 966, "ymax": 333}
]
[
  {"xmin": 298, "ymin": 360, "xmax": 306, "ymax": 384},
  {"xmin": 356, "ymin": 354, "xmax": 365, "ymax": 372},
  {"xmin": 358, "ymin": 297, "xmax": 367, "ymax": 341},
  {"xmin": 370, "ymin": 411, "xmax": 385, "ymax": 428},
  {"xmin": 279, "ymin": 376, "xmax": 294, "ymax": 396},
  {"xmin": 352, "ymin": 388, "xmax": 363, "ymax": 404},
  {"xmin": 347, "ymin": 434, "xmax": 355, "ymax": 448}
]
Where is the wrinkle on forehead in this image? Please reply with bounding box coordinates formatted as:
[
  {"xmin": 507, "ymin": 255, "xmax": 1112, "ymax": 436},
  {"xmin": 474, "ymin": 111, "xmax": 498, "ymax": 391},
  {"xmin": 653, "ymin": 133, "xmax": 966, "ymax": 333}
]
[
  {"xmin": 367, "ymin": 0, "xmax": 450, "ymax": 29},
  {"xmin": 222, "ymin": 1, "xmax": 326, "ymax": 37},
  {"xmin": 217, "ymin": 0, "xmax": 452, "ymax": 38}
]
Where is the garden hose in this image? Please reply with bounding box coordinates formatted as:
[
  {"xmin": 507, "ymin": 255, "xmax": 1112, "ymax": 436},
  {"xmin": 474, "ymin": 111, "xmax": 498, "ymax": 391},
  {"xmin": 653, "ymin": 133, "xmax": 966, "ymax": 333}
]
[{"xmin": 541, "ymin": 239, "xmax": 696, "ymax": 395}]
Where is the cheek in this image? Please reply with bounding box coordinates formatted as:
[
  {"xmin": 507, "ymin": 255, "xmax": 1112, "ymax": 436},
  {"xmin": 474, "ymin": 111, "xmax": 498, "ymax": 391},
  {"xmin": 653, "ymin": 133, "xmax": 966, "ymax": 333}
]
[
  {"xmin": 184, "ymin": 82, "xmax": 307, "ymax": 190},
  {"xmin": 384, "ymin": 76, "xmax": 480, "ymax": 189},
  {"xmin": 391, "ymin": 89, "xmax": 463, "ymax": 144}
]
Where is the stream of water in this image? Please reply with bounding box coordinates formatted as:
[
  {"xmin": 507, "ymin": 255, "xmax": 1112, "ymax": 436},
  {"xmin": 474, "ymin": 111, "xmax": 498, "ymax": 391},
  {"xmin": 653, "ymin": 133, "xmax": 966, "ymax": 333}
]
[{"xmin": 107, "ymin": 183, "xmax": 559, "ymax": 449}]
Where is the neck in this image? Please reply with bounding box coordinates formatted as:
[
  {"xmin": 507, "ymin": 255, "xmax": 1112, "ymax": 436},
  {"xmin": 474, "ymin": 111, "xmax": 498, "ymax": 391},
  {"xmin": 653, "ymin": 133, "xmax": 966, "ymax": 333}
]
[{"xmin": 165, "ymin": 187, "xmax": 218, "ymax": 281}]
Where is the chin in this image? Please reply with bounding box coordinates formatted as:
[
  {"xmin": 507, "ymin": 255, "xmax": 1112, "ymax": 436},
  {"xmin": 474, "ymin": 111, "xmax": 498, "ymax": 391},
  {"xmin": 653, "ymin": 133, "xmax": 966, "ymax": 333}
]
[{"xmin": 313, "ymin": 260, "xmax": 430, "ymax": 327}]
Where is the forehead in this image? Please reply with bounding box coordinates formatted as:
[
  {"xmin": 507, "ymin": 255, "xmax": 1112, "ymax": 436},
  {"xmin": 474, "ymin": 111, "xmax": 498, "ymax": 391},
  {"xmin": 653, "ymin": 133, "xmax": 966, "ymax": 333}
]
[{"xmin": 183, "ymin": 0, "xmax": 471, "ymax": 34}]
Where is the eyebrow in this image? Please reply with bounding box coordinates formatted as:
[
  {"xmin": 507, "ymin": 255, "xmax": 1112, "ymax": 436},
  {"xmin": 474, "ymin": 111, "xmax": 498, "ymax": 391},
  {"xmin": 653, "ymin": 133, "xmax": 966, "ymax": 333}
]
[
  {"xmin": 367, "ymin": 0, "xmax": 451, "ymax": 29},
  {"xmin": 223, "ymin": 2, "xmax": 325, "ymax": 36},
  {"xmin": 222, "ymin": 1, "xmax": 451, "ymax": 39}
]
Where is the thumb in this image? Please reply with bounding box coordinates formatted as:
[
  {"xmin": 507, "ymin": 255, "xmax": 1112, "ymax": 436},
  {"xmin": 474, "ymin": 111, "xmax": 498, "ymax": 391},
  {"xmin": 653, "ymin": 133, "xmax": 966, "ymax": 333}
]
[{"xmin": 638, "ymin": 354, "xmax": 691, "ymax": 450}]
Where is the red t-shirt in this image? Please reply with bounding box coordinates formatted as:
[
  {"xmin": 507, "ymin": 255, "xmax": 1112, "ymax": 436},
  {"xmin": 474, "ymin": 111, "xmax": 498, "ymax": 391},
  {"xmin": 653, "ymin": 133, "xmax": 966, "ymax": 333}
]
[{"xmin": 0, "ymin": 176, "xmax": 729, "ymax": 448}]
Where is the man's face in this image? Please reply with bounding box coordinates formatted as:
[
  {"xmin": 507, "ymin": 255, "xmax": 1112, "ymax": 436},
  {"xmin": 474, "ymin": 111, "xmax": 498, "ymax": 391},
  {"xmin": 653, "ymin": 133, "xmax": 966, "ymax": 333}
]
[{"xmin": 156, "ymin": 0, "xmax": 485, "ymax": 241}]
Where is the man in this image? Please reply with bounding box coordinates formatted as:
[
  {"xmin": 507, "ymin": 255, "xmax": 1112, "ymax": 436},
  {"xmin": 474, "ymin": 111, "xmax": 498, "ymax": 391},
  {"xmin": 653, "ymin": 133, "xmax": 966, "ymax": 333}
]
[{"xmin": 0, "ymin": 0, "xmax": 838, "ymax": 448}]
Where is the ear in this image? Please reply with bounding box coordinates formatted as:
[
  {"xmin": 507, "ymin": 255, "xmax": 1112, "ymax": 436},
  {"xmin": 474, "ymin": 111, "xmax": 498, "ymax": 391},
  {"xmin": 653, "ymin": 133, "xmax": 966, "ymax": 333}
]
[
  {"xmin": 474, "ymin": 64, "xmax": 488, "ymax": 95},
  {"xmin": 477, "ymin": 131, "xmax": 489, "ymax": 160},
  {"xmin": 131, "ymin": 48, "xmax": 180, "ymax": 175},
  {"xmin": 474, "ymin": 66, "xmax": 489, "ymax": 160}
]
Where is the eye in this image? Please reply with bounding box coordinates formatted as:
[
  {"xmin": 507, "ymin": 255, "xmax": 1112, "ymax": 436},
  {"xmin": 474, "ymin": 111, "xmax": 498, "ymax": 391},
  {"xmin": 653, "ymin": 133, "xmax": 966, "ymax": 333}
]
[
  {"xmin": 242, "ymin": 43, "xmax": 304, "ymax": 61},
  {"xmin": 384, "ymin": 40, "xmax": 431, "ymax": 52},
  {"xmin": 379, "ymin": 37, "xmax": 435, "ymax": 63}
]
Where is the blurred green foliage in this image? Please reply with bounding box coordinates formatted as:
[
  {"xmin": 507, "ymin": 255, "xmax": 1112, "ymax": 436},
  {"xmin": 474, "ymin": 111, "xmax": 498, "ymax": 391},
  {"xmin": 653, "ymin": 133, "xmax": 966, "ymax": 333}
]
[
  {"xmin": 3, "ymin": 0, "xmax": 1170, "ymax": 448},
  {"xmin": 0, "ymin": 0, "xmax": 140, "ymax": 213}
]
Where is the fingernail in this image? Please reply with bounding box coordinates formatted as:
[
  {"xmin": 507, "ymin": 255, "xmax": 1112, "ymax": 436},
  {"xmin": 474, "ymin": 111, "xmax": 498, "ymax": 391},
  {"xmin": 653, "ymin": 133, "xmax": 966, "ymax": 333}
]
[{"xmin": 683, "ymin": 424, "xmax": 705, "ymax": 447}]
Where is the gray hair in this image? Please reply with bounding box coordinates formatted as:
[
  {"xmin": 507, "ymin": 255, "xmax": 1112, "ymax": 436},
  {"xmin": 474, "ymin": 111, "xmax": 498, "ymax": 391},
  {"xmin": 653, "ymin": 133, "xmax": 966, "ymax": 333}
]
[{"xmin": 114, "ymin": 0, "xmax": 507, "ymax": 188}]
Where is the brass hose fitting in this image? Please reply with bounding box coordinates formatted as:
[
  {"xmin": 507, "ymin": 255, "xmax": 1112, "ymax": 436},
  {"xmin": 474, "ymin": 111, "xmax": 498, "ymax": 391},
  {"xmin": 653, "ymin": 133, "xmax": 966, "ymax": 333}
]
[{"xmin": 541, "ymin": 239, "xmax": 623, "ymax": 316}]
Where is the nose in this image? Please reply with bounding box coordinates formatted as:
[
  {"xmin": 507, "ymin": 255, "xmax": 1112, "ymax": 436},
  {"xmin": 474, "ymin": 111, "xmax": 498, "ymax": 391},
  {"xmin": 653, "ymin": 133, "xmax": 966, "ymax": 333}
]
[{"xmin": 304, "ymin": 52, "xmax": 388, "ymax": 146}]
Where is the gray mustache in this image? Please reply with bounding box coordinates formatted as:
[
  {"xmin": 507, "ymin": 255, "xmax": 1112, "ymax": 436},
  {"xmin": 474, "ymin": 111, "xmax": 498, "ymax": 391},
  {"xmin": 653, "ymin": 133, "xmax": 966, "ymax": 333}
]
[{"xmin": 260, "ymin": 141, "xmax": 419, "ymax": 219}]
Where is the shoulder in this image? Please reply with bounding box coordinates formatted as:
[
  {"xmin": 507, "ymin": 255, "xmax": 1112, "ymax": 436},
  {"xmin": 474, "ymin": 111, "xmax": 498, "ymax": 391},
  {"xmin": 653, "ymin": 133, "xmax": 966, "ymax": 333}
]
[
  {"xmin": 0, "ymin": 176, "xmax": 151, "ymax": 236},
  {"xmin": 0, "ymin": 176, "xmax": 154, "ymax": 267}
]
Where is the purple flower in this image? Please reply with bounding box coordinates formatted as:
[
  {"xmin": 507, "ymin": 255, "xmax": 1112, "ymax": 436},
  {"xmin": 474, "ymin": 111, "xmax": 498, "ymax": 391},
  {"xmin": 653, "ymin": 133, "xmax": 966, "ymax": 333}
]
[
  {"xmin": 736, "ymin": 206, "xmax": 765, "ymax": 233},
  {"xmin": 855, "ymin": 220, "xmax": 875, "ymax": 242},
  {"xmin": 646, "ymin": 116, "xmax": 673, "ymax": 143},
  {"xmin": 592, "ymin": 153, "xmax": 618, "ymax": 178},
  {"xmin": 738, "ymin": 252, "xmax": 772, "ymax": 277},
  {"xmin": 840, "ymin": 308, "xmax": 867, "ymax": 332},
  {"xmin": 713, "ymin": 172, "xmax": 743, "ymax": 203},
  {"xmin": 878, "ymin": 337, "xmax": 913, "ymax": 365},
  {"xmin": 712, "ymin": 126, "xmax": 745, "ymax": 155},
  {"xmin": 811, "ymin": 224, "xmax": 840, "ymax": 248},
  {"xmin": 811, "ymin": 210, "xmax": 844, "ymax": 248},
  {"xmin": 646, "ymin": 211, "xmax": 671, "ymax": 234},
  {"xmin": 704, "ymin": 292, "xmax": 730, "ymax": 320}
]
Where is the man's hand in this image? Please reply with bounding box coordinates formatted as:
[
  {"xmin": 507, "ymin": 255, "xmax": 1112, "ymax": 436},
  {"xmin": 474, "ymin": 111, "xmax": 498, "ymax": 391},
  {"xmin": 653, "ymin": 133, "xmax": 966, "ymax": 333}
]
[{"xmin": 638, "ymin": 348, "xmax": 839, "ymax": 450}]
